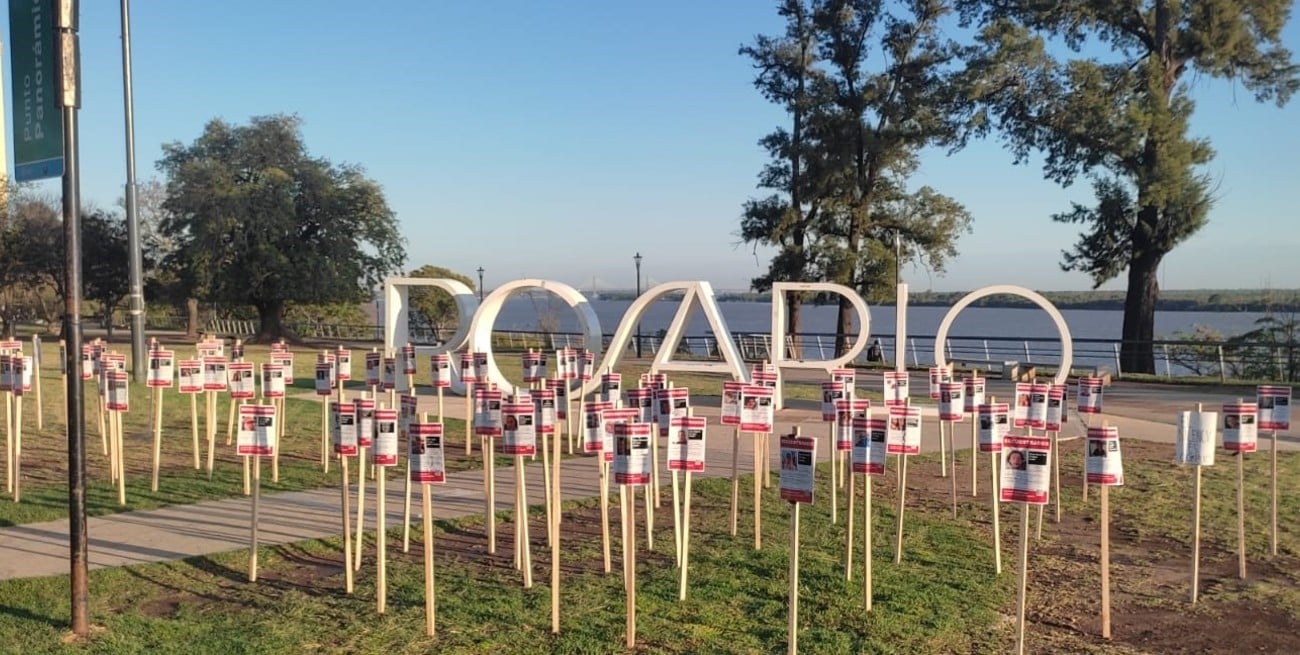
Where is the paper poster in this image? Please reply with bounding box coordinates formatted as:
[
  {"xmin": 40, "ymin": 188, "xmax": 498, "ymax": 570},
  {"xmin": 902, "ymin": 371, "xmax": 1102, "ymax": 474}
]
[
  {"xmin": 645, "ymin": 372, "xmax": 668, "ymax": 390},
  {"xmin": 382, "ymin": 357, "xmax": 397, "ymax": 391},
  {"xmin": 821, "ymin": 381, "xmax": 847, "ymax": 422},
  {"xmin": 751, "ymin": 368, "xmax": 778, "ymax": 389},
  {"xmin": 667, "ymin": 415, "xmax": 707, "ymax": 472},
  {"xmin": 1000, "ymin": 435, "xmax": 1051, "ymax": 505},
  {"xmin": 314, "ymin": 363, "xmax": 333, "ymax": 395},
  {"xmin": 1012, "ymin": 382, "xmax": 1031, "ymax": 428},
  {"xmin": 977, "ymin": 403, "xmax": 1010, "ymax": 453},
  {"xmin": 107, "ymin": 352, "xmax": 127, "ymax": 373},
  {"xmin": 474, "ymin": 388, "xmax": 503, "ymax": 437},
  {"xmin": 739, "ymin": 385, "xmax": 775, "ymax": 433},
  {"xmin": 459, "ymin": 352, "xmax": 477, "ymax": 383},
  {"xmin": 231, "ymin": 340, "xmax": 245, "ymax": 361},
  {"xmin": 779, "ymin": 434, "xmax": 817, "ymax": 504},
  {"xmin": 228, "ymin": 362, "xmax": 256, "ymax": 399},
  {"xmin": 107, "ymin": 371, "xmax": 130, "ymax": 412},
  {"xmin": 271, "ymin": 351, "xmax": 295, "ymax": 385},
  {"xmin": 564, "ymin": 348, "xmax": 579, "ymax": 381},
  {"xmin": 399, "ymin": 394, "xmax": 419, "ymax": 440},
  {"xmin": 628, "ymin": 387, "xmax": 655, "ymax": 424},
  {"xmin": 147, "ymin": 350, "xmax": 175, "ymax": 388},
  {"xmin": 533, "ymin": 389, "xmax": 556, "ymax": 435},
  {"xmin": 261, "ymin": 363, "xmax": 286, "ymax": 398},
  {"xmin": 1077, "ymin": 377, "xmax": 1104, "ymax": 415},
  {"xmin": 430, "ymin": 353, "xmax": 451, "ymax": 388},
  {"xmin": 371, "ymin": 408, "xmax": 398, "ymax": 465},
  {"xmin": 583, "ymin": 401, "xmax": 613, "ymax": 453},
  {"xmin": 832, "ymin": 367, "xmax": 856, "ymax": 394},
  {"xmin": 0, "ymin": 339, "xmax": 19, "ymax": 355},
  {"xmin": 354, "ymin": 398, "xmax": 375, "ymax": 448},
  {"xmin": 236, "ymin": 404, "xmax": 277, "ymax": 456},
  {"xmin": 401, "ymin": 344, "xmax": 417, "ymax": 376},
  {"xmin": 0, "ymin": 356, "xmax": 11, "ymax": 392},
  {"xmin": 502, "ymin": 403, "xmax": 537, "ymax": 456},
  {"xmin": 332, "ymin": 401, "xmax": 358, "ymax": 456},
  {"xmin": 1175, "ymin": 411, "xmax": 1217, "ymax": 466},
  {"xmin": 1257, "ymin": 385, "xmax": 1292, "ymax": 431},
  {"xmin": 474, "ymin": 351, "xmax": 494, "ymax": 381},
  {"xmin": 886, "ymin": 405, "xmax": 922, "ymax": 455},
  {"xmin": 851, "ymin": 417, "xmax": 872, "ymax": 474},
  {"xmin": 1044, "ymin": 385, "xmax": 1065, "ymax": 432},
  {"xmin": 835, "ymin": 399, "xmax": 869, "ymax": 451},
  {"xmin": 197, "ymin": 338, "xmax": 223, "ymax": 358},
  {"xmin": 720, "ymin": 381, "xmax": 744, "ymax": 426},
  {"xmin": 928, "ymin": 365, "xmax": 951, "ymax": 400},
  {"xmin": 334, "ymin": 348, "xmax": 352, "ymax": 381},
  {"xmin": 80, "ymin": 346, "xmax": 93, "ymax": 381},
  {"xmin": 883, "ymin": 371, "xmax": 909, "ymax": 407},
  {"xmin": 365, "ymin": 352, "xmax": 381, "ymax": 387},
  {"xmin": 522, "ymin": 351, "xmax": 545, "ymax": 383},
  {"xmin": 938, "ymin": 382, "xmax": 964, "ymax": 421},
  {"xmin": 409, "ymin": 422, "xmax": 446, "ymax": 484},
  {"xmin": 179, "ymin": 360, "xmax": 204, "ymax": 394},
  {"xmin": 1026, "ymin": 383, "xmax": 1050, "ymax": 429},
  {"xmin": 600, "ymin": 407, "xmax": 638, "ymax": 463},
  {"xmin": 547, "ymin": 378, "xmax": 569, "ymax": 419},
  {"xmin": 600, "ymin": 373, "xmax": 622, "ymax": 404},
  {"xmin": 581, "ymin": 350, "xmax": 595, "ymax": 381},
  {"xmin": 1222, "ymin": 402, "xmax": 1258, "ymax": 453},
  {"xmin": 656, "ymin": 387, "xmax": 690, "ymax": 437},
  {"xmin": 613, "ymin": 422, "xmax": 652, "ymax": 485},
  {"xmin": 1085, "ymin": 425, "xmax": 1123, "ymax": 485},
  {"xmin": 17, "ymin": 356, "xmax": 31, "ymax": 394},
  {"xmin": 204, "ymin": 357, "xmax": 229, "ymax": 392}
]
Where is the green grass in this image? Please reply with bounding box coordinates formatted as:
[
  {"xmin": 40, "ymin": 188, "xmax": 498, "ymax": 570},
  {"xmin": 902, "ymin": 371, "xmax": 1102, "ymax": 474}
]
[{"xmin": 0, "ymin": 456, "xmax": 1011, "ymax": 654}]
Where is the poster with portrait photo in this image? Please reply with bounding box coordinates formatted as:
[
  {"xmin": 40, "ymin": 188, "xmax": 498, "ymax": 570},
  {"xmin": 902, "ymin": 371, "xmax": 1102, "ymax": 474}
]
[
  {"xmin": 1257, "ymin": 385, "xmax": 1293, "ymax": 431},
  {"xmin": 835, "ymin": 399, "xmax": 869, "ymax": 451},
  {"xmin": 886, "ymin": 405, "xmax": 921, "ymax": 455},
  {"xmin": 353, "ymin": 399, "xmax": 376, "ymax": 448},
  {"xmin": 533, "ymin": 389, "xmax": 556, "ymax": 435},
  {"xmin": 613, "ymin": 422, "xmax": 652, "ymax": 485},
  {"xmin": 236, "ymin": 404, "xmax": 277, "ymax": 456},
  {"xmin": 779, "ymin": 434, "xmax": 817, "ymax": 504},
  {"xmin": 1012, "ymin": 382, "xmax": 1031, "ymax": 428},
  {"xmin": 977, "ymin": 403, "xmax": 1010, "ymax": 453},
  {"xmin": 382, "ymin": 357, "xmax": 397, "ymax": 391},
  {"xmin": 928, "ymin": 365, "xmax": 951, "ymax": 400},
  {"xmin": 883, "ymin": 371, "xmax": 909, "ymax": 407},
  {"xmin": 179, "ymin": 360, "xmax": 204, "ymax": 394},
  {"xmin": 474, "ymin": 389, "xmax": 503, "ymax": 437},
  {"xmin": 402, "ymin": 344, "xmax": 417, "ymax": 376},
  {"xmin": 271, "ymin": 352, "xmax": 295, "ymax": 385},
  {"xmin": 1085, "ymin": 425, "xmax": 1123, "ymax": 485},
  {"xmin": 939, "ymin": 382, "xmax": 964, "ymax": 421},
  {"xmin": 372, "ymin": 409, "xmax": 399, "ymax": 465},
  {"xmin": 721, "ymin": 381, "xmax": 745, "ymax": 426},
  {"xmin": 522, "ymin": 351, "xmax": 544, "ymax": 383},
  {"xmin": 229, "ymin": 363, "xmax": 256, "ymax": 399},
  {"xmin": 600, "ymin": 407, "xmax": 638, "ymax": 463},
  {"xmin": 628, "ymin": 387, "xmax": 655, "ymax": 424},
  {"xmin": 409, "ymin": 422, "xmax": 446, "ymax": 484},
  {"xmin": 332, "ymin": 401, "xmax": 358, "ymax": 456},
  {"xmin": 335, "ymin": 348, "xmax": 353, "ymax": 382},
  {"xmin": 430, "ymin": 353, "xmax": 452, "ymax": 388},
  {"xmin": 667, "ymin": 415, "xmax": 707, "ymax": 472},
  {"xmin": 1077, "ymin": 377, "xmax": 1104, "ymax": 414},
  {"xmin": 963, "ymin": 376, "xmax": 985, "ymax": 413},
  {"xmin": 502, "ymin": 403, "xmax": 536, "ymax": 456},
  {"xmin": 365, "ymin": 352, "xmax": 381, "ymax": 387},
  {"xmin": 205, "ymin": 357, "xmax": 230, "ymax": 392},
  {"xmin": 459, "ymin": 352, "xmax": 478, "ymax": 384},
  {"xmin": 472, "ymin": 351, "xmax": 490, "ymax": 381},
  {"xmin": 1044, "ymin": 386, "xmax": 1065, "ymax": 432},
  {"xmin": 262, "ymin": 363, "xmax": 286, "ymax": 398},
  {"xmin": 1222, "ymin": 402, "xmax": 1259, "ymax": 453},
  {"xmin": 656, "ymin": 387, "xmax": 690, "ymax": 437},
  {"xmin": 821, "ymin": 381, "xmax": 846, "ymax": 422},
  {"xmin": 106, "ymin": 371, "xmax": 130, "ymax": 411},
  {"xmin": 739, "ymin": 385, "xmax": 774, "ymax": 433},
  {"xmin": 147, "ymin": 350, "xmax": 175, "ymax": 388},
  {"xmin": 999, "ymin": 435, "xmax": 1051, "ymax": 505},
  {"xmin": 583, "ymin": 401, "xmax": 612, "ymax": 453},
  {"xmin": 600, "ymin": 373, "xmax": 622, "ymax": 404},
  {"xmin": 832, "ymin": 367, "xmax": 856, "ymax": 397}
]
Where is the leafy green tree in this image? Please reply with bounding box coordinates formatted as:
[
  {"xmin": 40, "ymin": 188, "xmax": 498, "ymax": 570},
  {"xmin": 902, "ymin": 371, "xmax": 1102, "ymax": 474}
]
[
  {"xmin": 408, "ymin": 265, "xmax": 475, "ymax": 339},
  {"xmin": 82, "ymin": 209, "xmax": 135, "ymax": 339},
  {"xmin": 959, "ymin": 0, "xmax": 1298, "ymax": 373},
  {"xmin": 157, "ymin": 114, "xmax": 406, "ymax": 341}
]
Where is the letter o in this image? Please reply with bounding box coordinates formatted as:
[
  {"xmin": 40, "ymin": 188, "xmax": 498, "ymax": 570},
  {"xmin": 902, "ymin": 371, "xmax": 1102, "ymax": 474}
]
[
  {"xmin": 933, "ymin": 285, "xmax": 1073, "ymax": 386},
  {"xmin": 467, "ymin": 279, "xmax": 602, "ymax": 397}
]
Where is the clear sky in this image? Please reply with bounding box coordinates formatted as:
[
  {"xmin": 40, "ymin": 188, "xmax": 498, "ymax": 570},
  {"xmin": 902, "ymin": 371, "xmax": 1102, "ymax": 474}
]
[{"xmin": 6, "ymin": 1, "xmax": 1299, "ymax": 294}]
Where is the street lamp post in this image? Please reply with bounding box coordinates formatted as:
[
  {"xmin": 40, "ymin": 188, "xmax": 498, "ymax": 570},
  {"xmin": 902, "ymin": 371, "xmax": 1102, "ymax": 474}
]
[
  {"xmin": 477, "ymin": 267, "xmax": 485, "ymax": 301},
  {"xmin": 634, "ymin": 253, "xmax": 643, "ymax": 358}
]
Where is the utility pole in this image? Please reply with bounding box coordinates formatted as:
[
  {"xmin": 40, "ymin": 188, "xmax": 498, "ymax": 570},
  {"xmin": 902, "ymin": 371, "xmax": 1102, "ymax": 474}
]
[
  {"xmin": 56, "ymin": 0, "xmax": 89, "ymax": 637},
  {"xmin": 634, "ymin": 253, "xmax": 643, "ymax": 358},
  {"xmin": 121, "ymin": 0, "xmax": 146, "ymax": 380}
]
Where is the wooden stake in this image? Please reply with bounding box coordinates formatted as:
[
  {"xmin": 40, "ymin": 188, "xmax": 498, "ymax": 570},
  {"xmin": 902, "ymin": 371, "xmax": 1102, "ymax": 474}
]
[
  {"xmin": 672, "ymin": 469, "xmax": 682, "ymax": 567},
  {"xmin": 340, "ymin": 455, "xmax": 354, "ymax": 594},
  {"xmin": 249, "ymin": 455, "xmax": 261, "ymax": 582},
  {"xmin": 151, "ymin": 388, "xmax": 163, "ymax": 492},
  {"xmin": 206, "ymin": 392, "xmax": 217, "ymax": 477},
  {"xmin": 1015, "ymin": 504, "xmax": 1030, "ymax": 655},
  {"xmin": 622, "ymin": 484, "xmax": 636, "ymax": 649},
  {"xmin": 272, "ymin": 397, "xmax": 282, "ymax": 483},
  {"xmin": 5, "ymin": 391, "xmax": 12, "ymax": 494},
  {"xmin": 754, "ymin": 430, "xmax": 763, "ymax": 550},
  {"xmin": 551, "ymin": 395, "xmax": 562, "ymax": 634},
  {"xmin": 12, "ymin": 397, "xmax": 22, "ymax": 503},
  {"xmin": 403, "ymin": 454, "xmax": 413, "ymax": 554},
  {"xmin": 377, "ymin": 465, "xmax": 387, "ymax": 614},
  {"xmin": 991, "ymin": 452, "xmax": 1003, "ymax": 575},
  {"xmin": 354, "ymin": 445, "xmax": 367, "ymax": 571},
  {"xmin": 948, "ymin": 420, "xmax": 957, "ymax": 518},
  {"xmin": 1237, "ymin": 450, "xmax": 1247, "ymax": 580},
  {"xmin": 486, "ymin": 436, "xmax": 497, "ymax": 554},
  {"xmin": 1268, "ymin": 428, "xmax": 1279, "ymax": 558},
  {"xmin": 1053, "ymin": 431, "xmax": 1061, "ymax": 523},
  {"xmin": 651, "ymin": 418, "xmax": 661, "ymax": 509},
  {"xmin": 939, "ymin": 420, "xmax": 947, "ymax": 478},
  {"xmin": 845, "ymin": 465, "xmax": 855, "ymax": 580},
  {"xmin": 115, "ymin": 410, "xmax": 126, "ymax": 505},
  {"xmin": 863, "ymin": 475, "xmax": 873, "ymax": 611},
  {"xmin": 422, "ymin": 483, "xmax": 436, "ymax": 636},
  {"xmin": 465, "ymin": 389, "xmax": 473, "ymax": 455},
  {"xmin": 226, "ymin": 392, "xmax": 237, "ymax": 445},
  {"xmin": 894, "ymin": 453, "xmax": 908, "ymax": 564},
  {"xmin": 541, "ymin": 431, "xmax": 554, "ymax": 548},
  {"xmin": 970, "ymin": 416, "xmax": 978, "ymax": 496},
  {"xmin": 644, "ymin": 473, "xmax": 654, "ymax": 550},
  {"xmin": 98, "ymin": 390, "xmax": 108, "ymax": 457},
  {"xmin": 190, "ymin": 393, "xmax": 200, "ymax": 470},
  {"xmin": 730, "ymin": 427, "xmax": 740, "ymax": 536},
  {"xmin": 1101, "ymin": 481, "xmax": 1111, "ymax": 639},
  {"xmin": 763, "ymin": 431, "xmax": 772, "ymax": 489},
  {"xmin": 830, "ymin": 422, "xmax": 838, "ymax": 525},
  {"xmin": 788, "ymin": 501, "xmax": 801, "ymax": 655},
  {"xmin": 1191, "ymin": 464, "xmax": 1202, "ymax": 604},
  {"xmin": 516, "ymin": 454, "xmax": 533, "ymax": 588},
  {"xmin": 32, "ymin": 340, "xmax": 42, "ymax": 433},
  {"xmin": 679, "ymin": 470, "xmax": 693, "ymax": 601}
]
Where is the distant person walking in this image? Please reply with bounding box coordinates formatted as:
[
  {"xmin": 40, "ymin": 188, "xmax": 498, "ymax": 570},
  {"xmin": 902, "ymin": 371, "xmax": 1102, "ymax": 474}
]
[{"xmin": 866, "ymin": 339, "xmax": 884, "ymax": 363}]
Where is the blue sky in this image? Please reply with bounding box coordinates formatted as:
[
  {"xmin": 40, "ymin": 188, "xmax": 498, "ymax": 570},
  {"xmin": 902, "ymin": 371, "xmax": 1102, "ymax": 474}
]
[{"xmin": 7, "ymin": 1, "xmax": 1299, "ymax": 293}]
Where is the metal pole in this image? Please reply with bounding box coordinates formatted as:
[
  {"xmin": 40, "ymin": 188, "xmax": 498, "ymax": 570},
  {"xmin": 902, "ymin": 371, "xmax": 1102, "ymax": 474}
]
[
  {"xmin": 476, "ymin": 267, "xmax": 484, "ymax": 301},
  {"xmin": 120, "ymin": 0, "xmax": 145, "ymax": 381},
  {"xmin": 634, "ymin": 253, "xmax": 642, "ymax": 359},
  {"xmin": 57, "ymin": 0, "xmax": 89, "ymax": 637}
]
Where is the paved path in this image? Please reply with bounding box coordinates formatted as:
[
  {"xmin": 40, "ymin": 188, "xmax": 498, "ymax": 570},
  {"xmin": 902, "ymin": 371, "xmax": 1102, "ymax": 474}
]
[{"xmin": 0, "ymin": 385, "xmax": 1293, "ymax": 581}]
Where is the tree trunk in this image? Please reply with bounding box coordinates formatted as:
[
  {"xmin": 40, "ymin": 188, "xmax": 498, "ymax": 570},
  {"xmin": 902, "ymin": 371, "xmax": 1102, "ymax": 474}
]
[
  {"xmin": 785, "ymin": 291, "xmax": 802, "ymax": 361},
  {"xmin": 185, "ymin": 298, "xmax": 200, "ymax": 340},
  {"xmin": 104, "ymin": 305, "xmax": 115, "ymax": 341},
  {"xmin": 1119, "ymin": 253, "xmax": 1160, "ymax": 374},
  {"xmin": 256, "ymin": 299, "xmax": 287, "ymax": 342}
]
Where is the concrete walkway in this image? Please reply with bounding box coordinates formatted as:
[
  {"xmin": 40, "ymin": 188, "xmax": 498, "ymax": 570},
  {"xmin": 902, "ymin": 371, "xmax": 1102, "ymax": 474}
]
[{"xmin": 0, "ymin": 384, "xmax": 1292, "ymax": 581}]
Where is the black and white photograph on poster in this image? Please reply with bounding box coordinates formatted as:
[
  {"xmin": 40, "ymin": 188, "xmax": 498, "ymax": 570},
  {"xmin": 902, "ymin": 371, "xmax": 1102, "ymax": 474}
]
[
  {"xmin": 382, "ymin": 357, "xmax": 397, "ymax": 391},
  {"xmin": 459, "ymin": 353, "xmax": 478, "ymax": 383},
  {"xmin": 583, "ymin": 402, "xmax": 612, "ymax": 453},
  {"xmin": 354, "ymin": 400, "xmax": 376, "ymax": 448},
  {"xmin": 533, "ymin": 390, "xmax": 556, "ymax": 435},
  {"xmin": 502, "ymin": 403, "xmax": 536, "ymax": 456},
  {"xmin": 1176, "ymin": 411, "xmax": 1217, "ymax": 466},
  {"xmin": 1077, "ymin": 377, "xmax": 1104, "ymax": 414},
  {"xmin": 963, "ymin": 376, "xmax": 985, "ymax": 413},
  {"xmin": 1085, "ymin": 426, "xmax": 1124, "ymax": 485},
  {"xmin": 721, "ymin": 381, "xmax": 744, "ymax": 426},
  {"xmin": 409, "ymin": 423, "xmax": 446, "ymax": 484},
  {"xmin": 1000, "ymin": 435, "xmax": 1051, "ymax": 505},
  {"xmin": 821, "ymin": 381, "xmax": 846, "ymax": 422},
  {"xmin": 335, "ymin": 349, "xmax": 353, "ymax": 381},
  {"xmin": 657, "ymin": 388, "xmax": 690, "ymax": 436},
  {"xmin": 473, "ymin": 351, "xmax": 490, "ymax": 381},
  {"xmin": 147, "ymin": 351, "xmax": 175, "ymax": 388},
  {"xmin": 613, "ymin": 423, "xmax": 652, "ymax": 485},
  {"xmin": 1027, "ymin": 383, "xmax": 1050, "ymax": 429},
  {"xmin": 372, "ymin": 410, "xmax": 399, "ymax": 466},
  {"xmin": 628, "ymin": 388, "xmax": 655, "ymax": 424},
  {"xmin": 1222, "ymin": 402, "xmax": 1259, "ymax": 453},
  {"xmin": 779, "ymin": 434, "xmax": 817, "ymax": 504},
  {"xmin": 739, "ymin": 386, "xmax": 774, "ymax": 433},
  {"xmin": 229, "ymin": 364, "xmax": 256, "ymax": 399},
  {"xmin": 1012, "ymin": 382, "xmax": 1031, "ymax": 428},
  {"xmin": 431, "ymin": 353, "xmax": 452, "ymax": 388},
  {"xmin": 600, "ymin": 373, "xmax": 622, "ymax": 403},
  {"xmin": 977, "ymin": 403, "xmax": 1010, "ymax": 453},
  {"xmin": 474, "ymin": 390, "xmax": 504, "ymax": 437},
  {"xmin": 601, "ymin": 408, "xmax": 638, "ymax": 463},
  {"xmin": 939, "ymin": 382, "xmax": 964, "ymax": 421},
  {"xmin": 314, "ymin": 363, "xmax": 332, "ymax": 395},
  {"xmin": 262, "ymin": 364, "xmax": 286, "ymax": 398},
  {"xmin": 1045, "ymin": 386, "xmax": 1065, "ymax": 432},
  {"xmin": 667, "ymin": 416, "xmax": 707, "ymax": 472},
  {"xmin": 1257, "ymin": 385, "xmax": 1293, "ymax": 431}
]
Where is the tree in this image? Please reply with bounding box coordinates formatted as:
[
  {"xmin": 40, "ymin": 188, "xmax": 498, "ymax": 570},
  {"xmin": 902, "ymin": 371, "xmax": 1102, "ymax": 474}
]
[
  {"xmin": 959, "ymin": 0, "xmax": 1298, "ymax": 373},
  {"xmin": 81, "ymin": 209, "xmax": 133, "ymax": 339},
  {"xmin": 157, "ymin": 115, "xmax": 406, "ymax": 341},
  {"xmin": 408, "ymin": 265, "xmax": 475, "ymax": 340}
]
